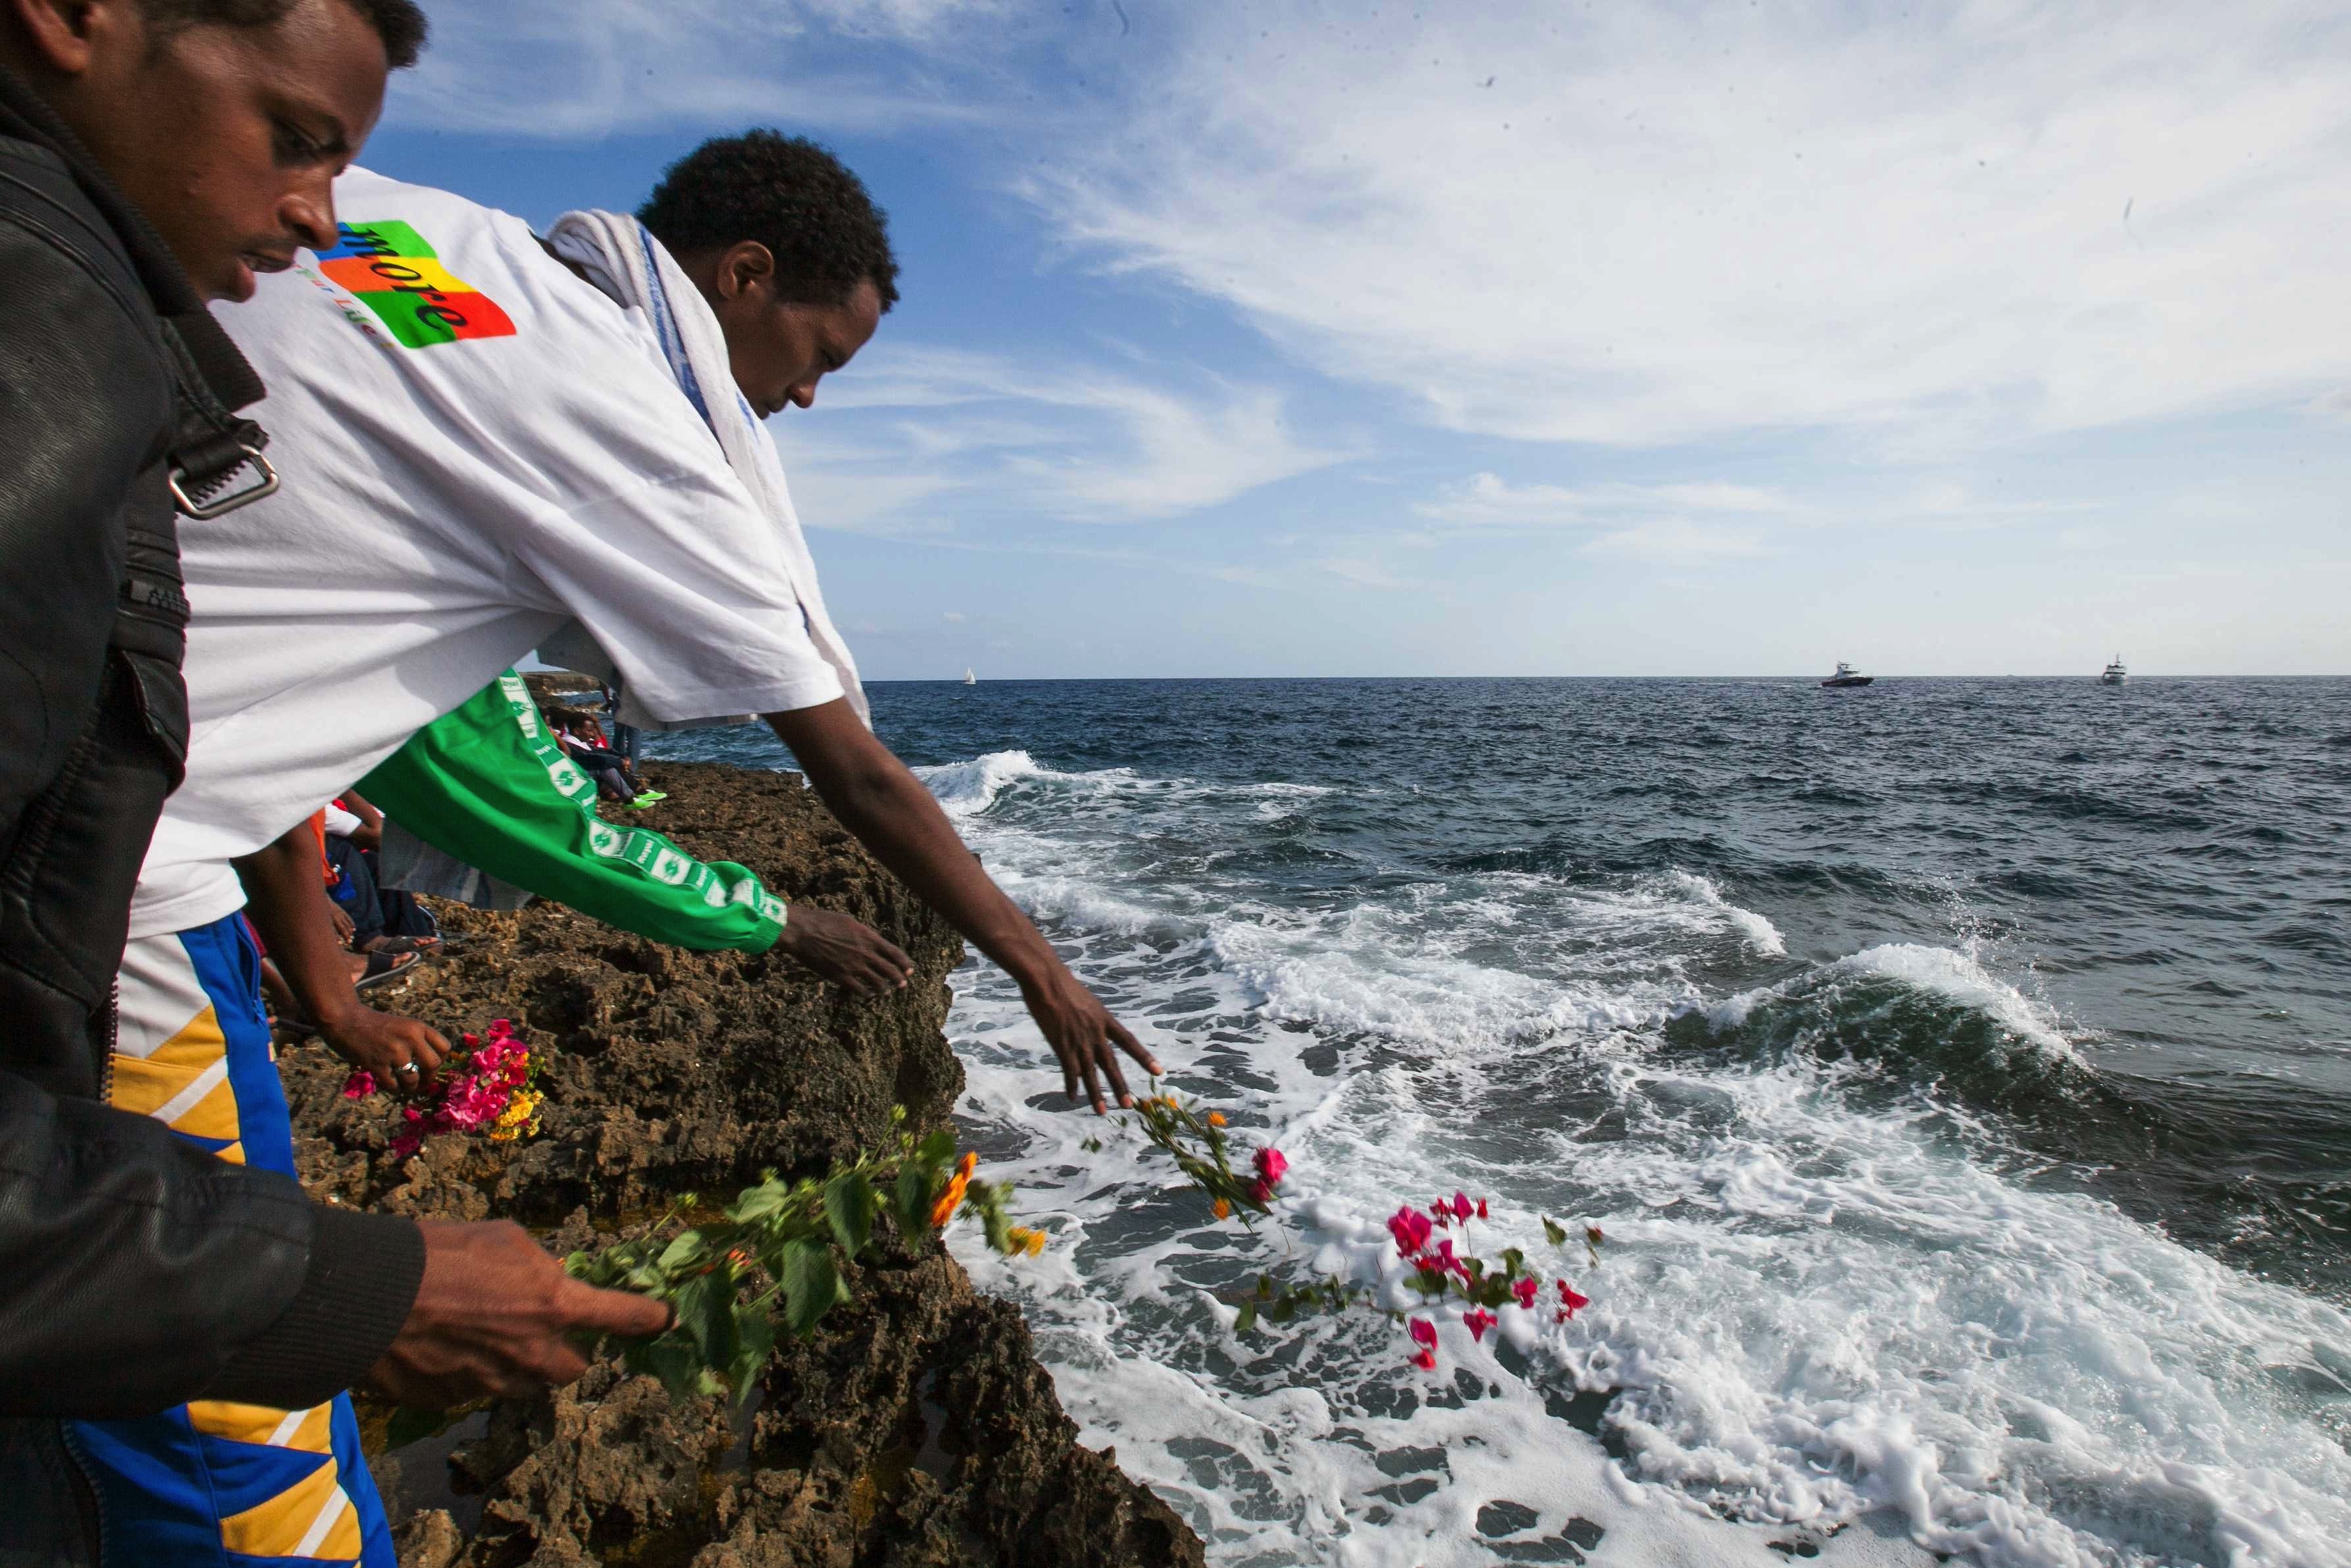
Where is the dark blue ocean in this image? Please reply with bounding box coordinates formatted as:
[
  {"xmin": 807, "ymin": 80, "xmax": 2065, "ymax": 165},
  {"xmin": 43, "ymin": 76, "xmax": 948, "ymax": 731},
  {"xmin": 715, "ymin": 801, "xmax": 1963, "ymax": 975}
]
[{"xmin": 651, "ymin": 677, "xmax": 2351, "ymax": 1568}]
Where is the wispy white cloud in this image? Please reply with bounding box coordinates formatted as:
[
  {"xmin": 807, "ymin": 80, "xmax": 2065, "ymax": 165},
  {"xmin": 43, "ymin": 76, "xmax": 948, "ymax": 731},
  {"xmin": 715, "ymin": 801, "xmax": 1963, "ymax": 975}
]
[
  {"xmin": 1032, "ymin": 1, "xmax": 2351, "ymax": 448},
  {"xmin": 1419, "ymin": 472, "xmax": 1798, "ymax": 528},
  {"xmin": 776, "ymin": 342, "xmax": 1342, "ymax": 531},
  {"xmin": 1583, "ymin": 518, "xmax": 1771, "ymax": 565},
  {"xmin": 384, "ymin": 0, "xmax": 1011, "ymax": 137}
]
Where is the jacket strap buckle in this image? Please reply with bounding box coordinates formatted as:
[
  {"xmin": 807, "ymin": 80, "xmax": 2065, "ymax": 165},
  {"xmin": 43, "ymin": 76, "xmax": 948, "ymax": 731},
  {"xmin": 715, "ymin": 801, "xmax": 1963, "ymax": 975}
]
[{"xmin": 166, "ymin": 441, "xmax": 278, "ymax": 519}]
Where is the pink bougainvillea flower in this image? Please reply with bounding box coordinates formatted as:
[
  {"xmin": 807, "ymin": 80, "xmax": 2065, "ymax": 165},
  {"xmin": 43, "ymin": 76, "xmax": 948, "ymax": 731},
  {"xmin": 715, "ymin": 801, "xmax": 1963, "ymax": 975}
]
[
  {"xmin": 1452, "ymin": 1191, "xmax": 1473, "ymax": 1220},
  {"xmin": 1512, "ymin": 1276, "xmax": 1538, "ymax": 1309},
  {"xmin": 1429, "ymin": 1239, "xmax": 1472, "ymax": 1282},
  {"xmin": 1408, "ymin": 1317, "xmax": 1437, "ymax": 1350},
  {"xmin": 1429, "ymin": 1199, "xmax": 1452, "ymax": 1227},
  {"xmin": 341, "ymin": 1070, "xmax": 377, "ymax": 1100},
  {"xmin": 1557, "ymin": 1280, "xmax": 1589, "ymax": 1319},
  {"xmin": 1249, "ymin": 1179, "xmax": 1274, "ymax": 1205},
  {"xmin": 1475, "ymin": 1197, "xmax": 1489, "ymax": 1219},
  {"xmin": 1253, "ymin": 1146, "xmax": 1288, "ymax": 1187},
  {"xmin": 1464, "ymin": 1307, "xmax": 1497, "ymax": 1343},
  {"xmin": 1388, "ymin": 1205, "xmax": 1433, "ymax": 1255},
  {"xmin": 1412, "ymin": 1348, "xmax": 1437, "ymax": 1371}
]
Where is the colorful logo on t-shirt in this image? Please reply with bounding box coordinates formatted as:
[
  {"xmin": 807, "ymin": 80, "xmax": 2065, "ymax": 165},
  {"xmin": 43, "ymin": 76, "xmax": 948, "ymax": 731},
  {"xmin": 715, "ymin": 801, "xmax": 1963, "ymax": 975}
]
[{"xmin": 315, "ymin": 220, "xmax": 516, "ymax": 349}]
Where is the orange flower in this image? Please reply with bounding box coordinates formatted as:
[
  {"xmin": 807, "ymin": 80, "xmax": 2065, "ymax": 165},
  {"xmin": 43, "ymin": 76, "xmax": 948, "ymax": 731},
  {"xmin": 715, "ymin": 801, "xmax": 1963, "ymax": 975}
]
[
  {"xmin": 956, "ymin": 1151, "xmax": 978, "ymax": 1179},
  {"xmin": 1006, "ymin": 1226, "xmax": 1048, "ymax": 1257},
  {"xmin": 1212, "ymin": 1197, "xmax": 1231, "ymax": 1220},
  {"xmin": 929, "ymin": 1173, "xmax": 970, "ymax": 1228},
  {"xmin": 1207, "ymin": 1112, "xmax": 1227, "ymax": 1127}
]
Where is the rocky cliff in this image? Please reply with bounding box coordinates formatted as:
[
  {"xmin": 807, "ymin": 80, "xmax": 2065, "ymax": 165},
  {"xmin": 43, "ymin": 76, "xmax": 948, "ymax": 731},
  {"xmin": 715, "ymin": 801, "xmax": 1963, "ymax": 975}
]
[{"xmin": 286, "ymin": 760, "xmax": 1203, "ymax": 1567}]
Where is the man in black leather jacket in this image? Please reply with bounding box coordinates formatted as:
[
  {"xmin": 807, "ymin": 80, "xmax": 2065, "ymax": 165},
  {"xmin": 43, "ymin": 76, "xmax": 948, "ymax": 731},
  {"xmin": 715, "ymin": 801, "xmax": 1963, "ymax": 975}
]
[{"xmin": 0, "ymin": 2, "xmax": 668, "ymax": 1557}]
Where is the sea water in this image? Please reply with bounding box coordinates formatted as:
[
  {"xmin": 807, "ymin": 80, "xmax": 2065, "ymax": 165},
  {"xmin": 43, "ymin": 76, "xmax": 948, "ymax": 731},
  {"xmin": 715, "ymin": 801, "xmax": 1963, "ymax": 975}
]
[{"xmin": 648, "ymin": 677, "xmax": 2351, "ymax": 1568}]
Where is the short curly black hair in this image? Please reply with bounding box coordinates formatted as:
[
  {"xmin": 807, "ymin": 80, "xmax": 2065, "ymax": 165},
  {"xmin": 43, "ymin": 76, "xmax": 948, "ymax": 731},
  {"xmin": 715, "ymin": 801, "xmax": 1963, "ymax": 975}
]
[
  {"xmin": 137, "ymin": 0, "xmax": 429, "ymax": 70},
  {"xmin": 637, "ymin": 131, "xmax": 900, "ymax": 314}
]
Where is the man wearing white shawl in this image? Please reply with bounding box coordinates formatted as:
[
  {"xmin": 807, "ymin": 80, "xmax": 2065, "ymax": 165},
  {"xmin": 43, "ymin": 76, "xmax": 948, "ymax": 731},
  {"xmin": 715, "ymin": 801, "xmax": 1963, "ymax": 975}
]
[{"xmin": 137, "ymin": 127, "xmax": 1159, "ymax": 1109}]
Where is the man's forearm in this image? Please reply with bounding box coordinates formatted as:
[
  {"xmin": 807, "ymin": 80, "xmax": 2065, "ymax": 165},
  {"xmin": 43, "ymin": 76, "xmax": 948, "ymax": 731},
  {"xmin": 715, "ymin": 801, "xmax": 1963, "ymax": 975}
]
[
  {"xmin": 767, "ymin": 705, "xmax": 1059, "ymax": 986},
  {"xmin": 232, "ymin": 827, "xmax": 364, "ymax": 1028}
]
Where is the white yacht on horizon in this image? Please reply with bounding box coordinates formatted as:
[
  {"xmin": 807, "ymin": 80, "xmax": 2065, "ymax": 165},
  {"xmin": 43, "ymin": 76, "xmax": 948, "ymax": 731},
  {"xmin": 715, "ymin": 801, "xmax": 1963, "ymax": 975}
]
[
  {"xmin": 963, "ymin": 667, "xmax": 977, "ymax": 685},
  {"xmin": 2100, "ymin": 656, "xmax": 2127, "ymax": 685}
]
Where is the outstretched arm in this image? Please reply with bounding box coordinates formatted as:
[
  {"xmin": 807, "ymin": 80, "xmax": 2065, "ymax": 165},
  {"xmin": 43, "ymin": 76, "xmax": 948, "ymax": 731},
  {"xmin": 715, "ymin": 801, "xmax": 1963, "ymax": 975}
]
[
  {"xmin": 766, "ymin": 699, "xmax": 1161, "ymax": 1113},
  {"xmin": 234, "ymin": 823, "xmax": 447, "ymax": 1087}
]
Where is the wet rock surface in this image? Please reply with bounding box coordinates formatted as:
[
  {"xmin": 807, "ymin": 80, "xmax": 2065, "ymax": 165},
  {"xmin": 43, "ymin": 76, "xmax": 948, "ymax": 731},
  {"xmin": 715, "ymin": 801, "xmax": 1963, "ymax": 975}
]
[{"xmin": 288, "ymin": 760, "xmax": 1202, "ymax": 1567}]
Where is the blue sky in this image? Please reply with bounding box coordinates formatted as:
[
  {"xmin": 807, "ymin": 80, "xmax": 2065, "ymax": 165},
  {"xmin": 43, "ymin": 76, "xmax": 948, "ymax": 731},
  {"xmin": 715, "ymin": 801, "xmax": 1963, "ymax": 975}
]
[{"xmin": 363, "ymin": 1, "xmax": 2351, "ymax": 678}]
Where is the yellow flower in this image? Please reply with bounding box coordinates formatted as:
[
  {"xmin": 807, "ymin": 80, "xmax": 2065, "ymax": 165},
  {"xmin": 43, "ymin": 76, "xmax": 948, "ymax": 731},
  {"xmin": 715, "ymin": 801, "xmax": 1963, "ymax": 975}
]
[
  {"xmin": 1212, "ymin": 1197, "xmax": 1231, "ymax": 1220},
  {"xmin": 1207, "ymin": 1112, "xmax": 1226, "ymax": 1127},
  {"xmin": 1006, "ymin": 1226, "xmax": 1048, "ymax": 1257},
  {"xmin": 1024, "ymin": 1228, "xmax": 1046, "ymax": 1257}
]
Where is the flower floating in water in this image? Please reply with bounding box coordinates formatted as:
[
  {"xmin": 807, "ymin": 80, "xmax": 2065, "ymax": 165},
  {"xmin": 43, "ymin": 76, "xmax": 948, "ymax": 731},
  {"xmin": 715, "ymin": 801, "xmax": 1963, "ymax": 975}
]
[
  {"xmin": 1111, "ymin": 1081, "xmax": 1615, "ymax": 1377},
  {"xmin": 1408, "ymin": 1316, "xmax": 1439, "ymax": 1370},
  {"xmin": 1388, "ymin": 1205, "xmax": 1433, "ymax": 1255},
  {"xmin": 1249, "ymin": 1145, "xmax": 1289, "ymax": 1204}
]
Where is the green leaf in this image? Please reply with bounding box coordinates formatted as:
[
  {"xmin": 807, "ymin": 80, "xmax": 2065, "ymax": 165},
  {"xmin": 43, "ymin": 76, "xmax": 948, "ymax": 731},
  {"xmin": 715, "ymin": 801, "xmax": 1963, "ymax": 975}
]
[
  {"xmin": 668, "ymin": 1272, "xmax": 726, "ymax": 1364},
  {"xmin": 657, "ymin": 1230, "xmax": 708, "ymax": 1275},
  {"xmin": 728, "ymin": 1179, "xmax": 789, "ymax": 1225},
  {"xmin": 628, "ymin": 1330, "xmax": 708, "ymax": 1404},
  {"xmin": 1501, "ymin": 1247, "xmax": 1526, "ymax": 1280},
  {"xmin": 894, "ymin": 1164, "xmax": 931, "ymax": 1241},
  {"xmin": 916, "ymin": 1128, "xmax": 956, "ymax": 1167},
  {"xmin": 1542, "ymin": 1216, "xmax": 1569, "ymax": 1247},
  {"xmin": 728, "ymin": 1307, "xmax": 775, "ymax": 1405},
  {"xmin": 825, "ymin": 1169, "xmax": 875, "ymax": 1257},
  {"xmin": 1267, "ymin": 1296, "xmax": 1298, "ymax": 1325},
  {"xmin": 780, "ymin": 1238, "xmax": 842, "ymax": 1338},
  {"xmin": 1234, "ymin": 1300, "xmax": 1258, "ymax": 1336}
]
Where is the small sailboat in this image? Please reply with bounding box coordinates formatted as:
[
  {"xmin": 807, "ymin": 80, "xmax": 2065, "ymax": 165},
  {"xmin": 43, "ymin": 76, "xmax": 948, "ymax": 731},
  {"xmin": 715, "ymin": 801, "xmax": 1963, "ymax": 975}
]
[
  {"xmin": 1819, "ymin": 662, "xmax": 1873, "ymax": 689},
  {"xmin": 2100, "ymin": 655, "xmax": 2127, "ymax": 685},
  {"xmin": 962, "ymin": 668, "xmax": 976, "ymax": 686}
]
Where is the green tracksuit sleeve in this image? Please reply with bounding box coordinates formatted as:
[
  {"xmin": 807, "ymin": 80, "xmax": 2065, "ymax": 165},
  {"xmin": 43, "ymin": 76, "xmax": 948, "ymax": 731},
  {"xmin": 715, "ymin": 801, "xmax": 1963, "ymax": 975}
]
[{"xmin": 356, "ymin": 671, "xmax": 784, "ymax": 953}]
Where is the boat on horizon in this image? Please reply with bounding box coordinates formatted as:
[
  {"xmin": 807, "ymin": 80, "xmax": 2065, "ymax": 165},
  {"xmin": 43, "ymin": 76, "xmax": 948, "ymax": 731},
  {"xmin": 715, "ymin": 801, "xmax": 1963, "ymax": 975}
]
[
  {"xmin": 964, "ymin": 667, "xmax": 977, "ymax": 686},
  {"xmin": 2100, "ymin": 656, "xmax": 2127, "ymax": 685},
  {"xmin": 1820, "ymin": 662, "xmax": 1874, "ymax": 689}
]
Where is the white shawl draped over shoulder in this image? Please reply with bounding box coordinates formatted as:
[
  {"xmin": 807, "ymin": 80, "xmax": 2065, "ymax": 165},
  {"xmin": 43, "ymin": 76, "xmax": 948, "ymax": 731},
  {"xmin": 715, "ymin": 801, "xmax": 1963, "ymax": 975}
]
[{"xmin": 536, "ymin": 208, "xmax": 869, "ymax": 730}]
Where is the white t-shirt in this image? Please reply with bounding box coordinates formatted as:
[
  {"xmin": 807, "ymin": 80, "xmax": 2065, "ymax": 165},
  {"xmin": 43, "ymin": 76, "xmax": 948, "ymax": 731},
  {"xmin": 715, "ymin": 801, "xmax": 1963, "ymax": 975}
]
[{"xmin": 131, "ymin": 168, "xmax": 844, "ymax": 939}]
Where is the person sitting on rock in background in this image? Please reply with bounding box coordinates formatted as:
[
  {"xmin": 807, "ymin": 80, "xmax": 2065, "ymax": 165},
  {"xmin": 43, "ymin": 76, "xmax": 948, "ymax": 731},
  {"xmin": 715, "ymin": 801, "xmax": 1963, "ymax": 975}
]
[
  {"xmin": 125, "ymin": 135, "xmax": 1166, "ymax": 1201},
  {"xmin": 0, "ymin": 1, "xmax": 668, "ymax": 1563}
]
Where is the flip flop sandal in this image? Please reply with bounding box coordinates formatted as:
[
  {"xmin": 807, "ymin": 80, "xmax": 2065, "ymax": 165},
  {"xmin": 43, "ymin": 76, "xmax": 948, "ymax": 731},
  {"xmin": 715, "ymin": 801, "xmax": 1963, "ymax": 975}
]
[
  {"xmin": 361, "ymin": 935, "xmax": 439, "ymax": 955},
  {"xmin": 353, "ymin": 949, "xmax": 417, "ymax": 993}
]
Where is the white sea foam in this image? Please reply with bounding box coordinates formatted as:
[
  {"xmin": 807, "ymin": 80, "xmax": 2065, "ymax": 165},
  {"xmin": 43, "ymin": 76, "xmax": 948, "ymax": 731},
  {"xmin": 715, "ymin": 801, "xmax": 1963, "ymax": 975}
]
[{"xmin": 924, "ymin": 751, "xmax": 2351, "ymax": 1567}]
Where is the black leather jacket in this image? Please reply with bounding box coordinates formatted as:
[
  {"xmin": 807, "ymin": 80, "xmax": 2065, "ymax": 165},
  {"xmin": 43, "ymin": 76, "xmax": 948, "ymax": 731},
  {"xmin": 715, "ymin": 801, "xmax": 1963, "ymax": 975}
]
[{"xmin": 0, "ymin": 67, "xmax": 422, "ymax": 1422}]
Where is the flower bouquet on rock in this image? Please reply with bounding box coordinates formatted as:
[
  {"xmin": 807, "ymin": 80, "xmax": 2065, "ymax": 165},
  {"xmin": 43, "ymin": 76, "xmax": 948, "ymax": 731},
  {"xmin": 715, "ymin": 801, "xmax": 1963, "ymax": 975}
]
[{"xmin": 342, "ymin": 1017, "xmax": 546, "ymax": 1162}]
